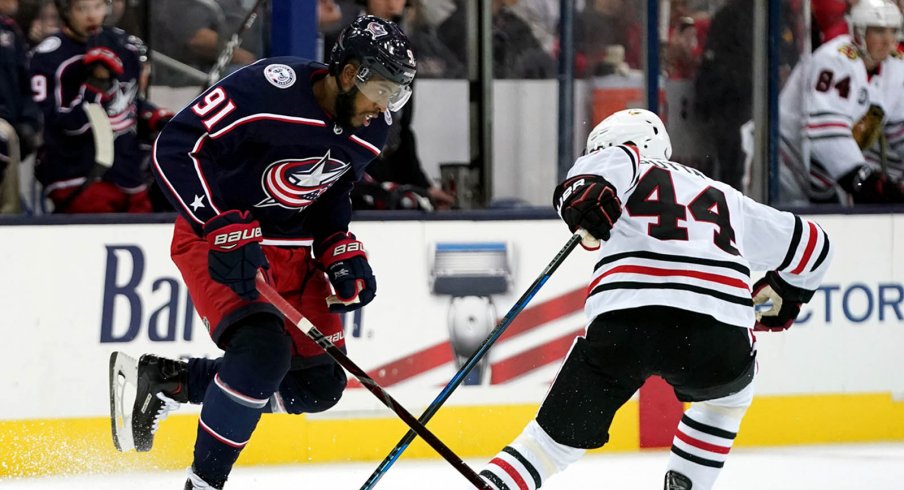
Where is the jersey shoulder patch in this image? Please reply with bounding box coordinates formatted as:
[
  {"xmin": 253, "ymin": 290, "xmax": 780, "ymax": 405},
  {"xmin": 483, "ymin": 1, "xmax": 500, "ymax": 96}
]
[
  {"xmin": 837, "ymin": 43, "xmax": 860, "ymax": 61},
  {"xmin": 34, "ymin": 36, "xmax": 60, "ymax": 54},
  {"xmin": 263, "ymin": 63, "xmax": 296, "ymax": 89}
]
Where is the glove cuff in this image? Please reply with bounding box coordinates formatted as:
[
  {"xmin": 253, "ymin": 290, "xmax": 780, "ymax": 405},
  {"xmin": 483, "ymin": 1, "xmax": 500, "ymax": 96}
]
[
  {"xmin": 766, "ymin": 271, "xmax": 815, "ymax": 303},
  {"xmin": 203, "ymin": 210, "xmax": 263, "ymax": 251}
]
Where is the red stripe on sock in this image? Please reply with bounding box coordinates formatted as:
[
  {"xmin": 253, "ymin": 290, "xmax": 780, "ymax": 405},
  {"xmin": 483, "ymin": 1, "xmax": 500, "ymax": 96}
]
[
  {"xmin": 490, "ymin": 457, "xmax": 529, "ymax": 490},
  {"xmin": 675, "ymin": 429, "xmax": 731, "ymax": 454}
]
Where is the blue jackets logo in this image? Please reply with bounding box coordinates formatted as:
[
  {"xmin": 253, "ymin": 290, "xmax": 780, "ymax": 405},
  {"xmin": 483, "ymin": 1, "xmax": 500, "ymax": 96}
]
[{"xmin": 257, "ymin": 150, "xmax": 350, "ymax": 210}]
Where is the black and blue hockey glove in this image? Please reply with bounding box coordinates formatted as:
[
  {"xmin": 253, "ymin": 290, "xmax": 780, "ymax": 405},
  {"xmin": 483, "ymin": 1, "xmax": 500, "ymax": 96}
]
[
  {"xmin": 315, "ymin": 231, "xmax": 376, "ymax": 312},
  {"xmin": 553, "ymin": 174, "xmax": 622, "ymax": 249},
  {"xmin": 203, "ymin": 210, "xmax": 269, "ymax": 300}
]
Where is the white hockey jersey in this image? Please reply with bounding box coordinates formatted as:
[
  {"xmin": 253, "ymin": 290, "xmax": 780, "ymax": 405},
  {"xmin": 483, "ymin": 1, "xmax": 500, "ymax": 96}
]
[
  {"xmin": 779, "ymin": 34, "xmax": 904, "ymax": 200},
  {"xmin": 568, "ymin": 145, "xmax": 832, "ymax": 329}
]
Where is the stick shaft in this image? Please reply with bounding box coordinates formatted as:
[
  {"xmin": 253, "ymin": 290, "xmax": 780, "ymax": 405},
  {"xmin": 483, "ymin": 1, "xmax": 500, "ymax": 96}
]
[
  {"xmin": 205, "ymin": 0, "xmax": 267, "ymax": 88},
  {"xmin": 360, "ymin": 232, "xmax": 583, "ymax": 489},
  {"xmin": 254, "ymin": 274, "xmax": 491, "ymax": 489}
]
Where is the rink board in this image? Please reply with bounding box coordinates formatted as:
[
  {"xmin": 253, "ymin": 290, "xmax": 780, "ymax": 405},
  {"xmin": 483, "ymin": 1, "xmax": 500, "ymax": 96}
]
[{"xmin": 1, "ymin": 215, "xmax": 903, "ymax": 476}]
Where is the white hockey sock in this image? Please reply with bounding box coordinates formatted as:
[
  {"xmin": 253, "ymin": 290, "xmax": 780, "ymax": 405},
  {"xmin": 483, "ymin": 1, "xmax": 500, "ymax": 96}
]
[
  {"xmin": 666, "ymin": 382, "xmax": 754, "ymax": 490},
  {"xmin": 480, "ymin": 420, "xmax": 585, "ymax": 489}
]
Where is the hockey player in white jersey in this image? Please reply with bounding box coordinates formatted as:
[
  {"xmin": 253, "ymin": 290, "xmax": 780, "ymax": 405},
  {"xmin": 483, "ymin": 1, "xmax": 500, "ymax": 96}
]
[
  {"xmin": 477, "ymin": 109, "xmax": 832, "ymax": 490},
  {"xmin": 779, "ymin": 0, "xmax": 904, "ymax": 204}
]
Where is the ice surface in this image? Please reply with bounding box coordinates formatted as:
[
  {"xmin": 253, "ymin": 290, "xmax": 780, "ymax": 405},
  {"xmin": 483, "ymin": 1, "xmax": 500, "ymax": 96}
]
[{"xmin": 2, "ymin": 443, "xmax": 903, "ymax": 489}]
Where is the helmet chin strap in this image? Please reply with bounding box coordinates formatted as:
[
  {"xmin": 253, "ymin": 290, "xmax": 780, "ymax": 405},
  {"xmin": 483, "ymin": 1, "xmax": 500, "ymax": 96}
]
[
  {"xmin": 334, "ymin": 82, "xmax": 360, "ymax": 130},
  {"xmin": 852, "ymin": 28, "xmax": 879, "ymax": 70}
]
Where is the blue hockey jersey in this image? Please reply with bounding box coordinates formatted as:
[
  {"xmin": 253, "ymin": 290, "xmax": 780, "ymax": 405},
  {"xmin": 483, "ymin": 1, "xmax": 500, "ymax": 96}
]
[
  {"xmin": 29, "ymin": 27, "xmax": 155, "ymax": 190},
  {"xmin": 152, "ymin": 58, "xmax": 390, "ymax": 244}
]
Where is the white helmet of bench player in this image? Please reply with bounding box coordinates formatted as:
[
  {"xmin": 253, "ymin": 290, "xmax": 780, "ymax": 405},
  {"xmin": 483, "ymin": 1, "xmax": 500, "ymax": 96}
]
[
  {"xmin": 585, "ymin": 108, "xmax": 672, "ymax": 160},
  {"xmin": 847, "ymin": 0, "xmax": 903, "ymax": 52}
]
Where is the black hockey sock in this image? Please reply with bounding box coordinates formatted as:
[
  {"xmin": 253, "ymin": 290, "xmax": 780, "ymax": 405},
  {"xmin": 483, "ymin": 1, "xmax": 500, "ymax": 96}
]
[{"xmin": 187, "ymin": 357, "xmax": 222, "ymax": 404}]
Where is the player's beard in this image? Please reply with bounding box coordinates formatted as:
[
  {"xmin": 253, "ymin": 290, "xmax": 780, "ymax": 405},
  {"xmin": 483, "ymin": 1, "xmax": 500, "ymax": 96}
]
[{"xmin": 334, "ymin": 86, "xmax": 359, "ymax": 131}]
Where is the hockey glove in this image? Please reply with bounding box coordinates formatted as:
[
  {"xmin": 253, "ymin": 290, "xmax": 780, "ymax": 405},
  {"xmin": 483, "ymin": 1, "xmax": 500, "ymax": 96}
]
[
  {"xmin": 82, "ymin": 46, "xmax": 124, "ymax": 97},
  {"xmin": 138, "ymin": 107, "xmax": 174, "ymax": 142},
  {"xmin": 203, "ymin": 210, "xmax": 269, "ymax": 300},
  {"xmin": 838, "ymin": 165, "xmax": 904, "ymax": 204},
  {"xmin": 315, "ymin": 232, "xmax": 376, "ymax": 312},
  {"xmin": 752, "ymin": 271, "xmax": 815, "ymax": 331},
  {"xmin": 553, "ymin": 174, "xmax": 622, "ymax": 249}
]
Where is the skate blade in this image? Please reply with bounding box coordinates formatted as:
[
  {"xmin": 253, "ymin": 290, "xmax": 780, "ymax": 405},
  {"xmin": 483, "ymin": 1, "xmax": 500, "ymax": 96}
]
[{"xmin": 109, "ymin": 351, "xmax": 137, "ymax": 452}]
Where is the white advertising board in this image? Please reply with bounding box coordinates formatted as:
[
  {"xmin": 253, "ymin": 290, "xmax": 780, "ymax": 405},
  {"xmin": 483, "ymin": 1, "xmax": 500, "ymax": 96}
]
[{"xmin": 1, "ymin": 214, "xmax": 902, "ymax": 421}]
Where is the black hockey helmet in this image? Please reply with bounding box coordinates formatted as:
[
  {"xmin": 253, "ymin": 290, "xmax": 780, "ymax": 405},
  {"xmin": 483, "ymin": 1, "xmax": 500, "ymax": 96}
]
[{"xmin": 329, "ymin": 15, "xmax": 416, "ymax": 88}]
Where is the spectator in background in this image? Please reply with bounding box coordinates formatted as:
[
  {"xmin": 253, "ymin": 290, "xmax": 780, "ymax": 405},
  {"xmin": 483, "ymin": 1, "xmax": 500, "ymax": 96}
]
[
  {"xmin": 328, "ymin": 0, "xmax": 456, "ymax": 210},
  {"xmin": 317, "ymin": 0, "xmax": 344, "ymax": 45},
  {"xmin": 0, "ymin": 8, "xmax": 41, "ymax": 213},
  {"xmin": 812, "ymin": 0, "xmax": 852, "ymax": 48},
  {"xmin": 149, "ymin": 0, "xmax": 257, "ymax": 86},
  {"xmin": 576, "ymin": 0, "xmax": 643, "ymax": 76},
  {"xmin": 215, "ymin": 0, "xmax": 265, "ymax": 65},
  {"xmin": 401, "ymin": 0, "xmax": 464, "ymax": 78},
  {"xmin": 438, "ymin": 0, "xmax": 554, "ymax": 79},
  {"xmin": 14, "ymin": 0, "xmax": 58, "ymax": 48},
  {"xmin": 665, "ymin": 16, "xmax": 700, "ymax": 79},
  {"xmin": 0, "ymin": 0, "xmax": 17, "ymax": 16},
  {"xmin": 693, "ymin": 0, "xmax": 752, "ymax": 190},
  {"xmin": 30, "ymin": 0, "xmax": 172, "ymax": 213}
]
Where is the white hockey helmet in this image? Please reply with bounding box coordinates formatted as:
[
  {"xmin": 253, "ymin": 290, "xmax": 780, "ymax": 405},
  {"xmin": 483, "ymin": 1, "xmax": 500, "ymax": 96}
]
[
  {"xmin": 847, "ymin": 0, "xmax": 903, "ymax": 47},
  {"xmin": 585, "ymin": 108, "xmax": 672, "ymax": 160}
]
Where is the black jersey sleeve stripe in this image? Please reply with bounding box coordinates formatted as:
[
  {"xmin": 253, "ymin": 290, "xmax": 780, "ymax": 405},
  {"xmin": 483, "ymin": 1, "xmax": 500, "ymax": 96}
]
[
  {"xmin": 778, "ymin": 216, "xmax": 803, "ymax": 271},
  {"xmin": 810, "ymin": 228, "xmax": 831, "ymax": 272},
  {"xmin": 480, "ymin": 470, "xmax": 509, "ymax": 490},
  {"xmin": 589, "ymin": 282, "xmax": 753, "ymax": 306},
  {"xmin": 808, "ymin": 111, "xmax": 852, "ymax": 117},
  {"xmin": 595, "ymin": 250, "xmax": 751, "ymax": 276},
  {"xmin": 808, "ymin": 134, "xmax": 853, "ymax": 140},
  {"xmin": 502, "ymin": 446, "xmax": 542, "ymax": 488},
  {"xmin": 681, "ymin": 414, "xmax": 737, "ymax": 439},
  {"xmin": 618, "ymin": 144, "xmax": 639, "ymax": 186}
]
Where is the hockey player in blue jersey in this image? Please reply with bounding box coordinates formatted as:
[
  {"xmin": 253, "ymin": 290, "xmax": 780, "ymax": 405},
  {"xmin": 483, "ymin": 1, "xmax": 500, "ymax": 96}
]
[
  {"xmin": 108, "ymin": 15, "xmax": 416, "ymax": 489},
  {"xmin": 0, "ymin": 12, "xmax": 41, "ymax": 212},
  {"xmin": 29, "ymin": 0, "xmax": 171, "ymax": 213}
]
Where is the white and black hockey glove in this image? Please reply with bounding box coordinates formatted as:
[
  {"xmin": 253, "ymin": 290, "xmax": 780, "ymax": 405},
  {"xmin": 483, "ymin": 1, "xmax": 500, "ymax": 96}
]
[
  {"xmin": 553, "ymin": 174, "xmax": 621, "ymax": 250},
  {"xmin": 752, "ymin": 271, "xmax": 815, "ymax": 332}
]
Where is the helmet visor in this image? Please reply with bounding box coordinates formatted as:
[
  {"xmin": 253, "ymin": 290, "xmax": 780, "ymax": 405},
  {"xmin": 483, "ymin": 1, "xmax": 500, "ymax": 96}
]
[{"xmin": 354, "ymin": 76, "xmax": 412, "ymax": 112}]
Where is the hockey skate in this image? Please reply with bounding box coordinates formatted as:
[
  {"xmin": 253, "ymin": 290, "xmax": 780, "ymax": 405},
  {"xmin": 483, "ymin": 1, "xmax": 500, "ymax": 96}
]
[
  {"xmin": 184, "ymin": 467, "xmax": 223, "ymax": 489},
  {"xmin": 109, "ymin": 352, "xmax": 188, "ymax": 452}
]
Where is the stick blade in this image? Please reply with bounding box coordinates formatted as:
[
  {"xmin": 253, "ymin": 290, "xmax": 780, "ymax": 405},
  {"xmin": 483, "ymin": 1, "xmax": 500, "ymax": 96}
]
[{"xmin": 83, "ymin": 102, "xmax": 114, "ymax": 167}]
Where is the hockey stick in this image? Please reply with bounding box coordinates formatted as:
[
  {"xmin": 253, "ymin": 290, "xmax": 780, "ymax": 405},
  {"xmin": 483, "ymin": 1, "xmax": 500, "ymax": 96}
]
[
  {"xmin": 360, "ymin": 230, "xmax": 585, "ymax": 489},
  {"xmin": 205, "ymin": 0, "xmax": 267, "ymax": 88},
  {"xmin": 254, "ymin": 273, "xmax": 492, "ymax": 490},
  {"xmin": 55, "ymin": 103, "xmax": 114, "ymax": 212}
]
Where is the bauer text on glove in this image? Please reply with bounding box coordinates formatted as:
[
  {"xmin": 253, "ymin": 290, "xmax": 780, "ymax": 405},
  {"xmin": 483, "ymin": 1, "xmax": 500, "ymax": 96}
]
[
  {"xmin": 316, "ymin": 232, "xmax": 376, "ymax": 312},
  {"xmin": 203, "ymin": 210, "xmax": 269, "ymax": 301}
]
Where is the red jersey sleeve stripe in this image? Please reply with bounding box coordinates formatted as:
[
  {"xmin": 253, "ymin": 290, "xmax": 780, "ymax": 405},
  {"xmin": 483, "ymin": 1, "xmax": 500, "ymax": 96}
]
[{"xmin": 791, "ymin": 221, "xmax": 819, "ymax": 274}]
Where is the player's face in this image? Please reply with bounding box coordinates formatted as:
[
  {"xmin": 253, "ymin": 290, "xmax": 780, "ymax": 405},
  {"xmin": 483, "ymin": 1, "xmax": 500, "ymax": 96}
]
[
  {"xmin": 67, "ymin": 0, "xmax": 106, "ymax": 38},
  {"xmin": 346, "ymin": 83, "xmax": 388, "ymax": 128},
  {"xmin": 864, "ymin": 26, "xmax": 899, "ymax": 63},
  {"xmin": 366, "ymin": 0, "xmax": 406, "ymax": 21}
]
